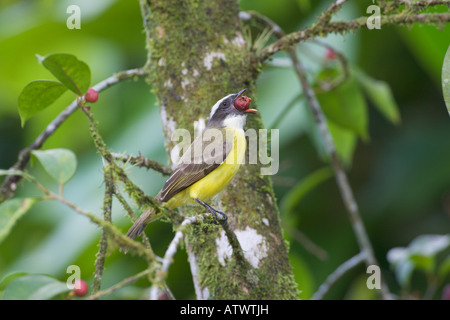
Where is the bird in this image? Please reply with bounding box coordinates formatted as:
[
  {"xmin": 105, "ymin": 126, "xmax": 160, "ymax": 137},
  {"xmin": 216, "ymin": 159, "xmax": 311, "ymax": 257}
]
[{"xmin": 125, "ymin": 88, "xmax": 256, "ymax": 240}]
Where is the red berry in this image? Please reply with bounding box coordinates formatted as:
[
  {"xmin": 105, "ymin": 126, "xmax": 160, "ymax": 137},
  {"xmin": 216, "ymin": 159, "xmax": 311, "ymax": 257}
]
[
  {"xmin": 158, "ymin": 293, "xmax": 170, "ymax": 300},
  {"xmin": 73, "ymin": 279, "xmax": 89, "ymax": 297},
  {"xmin": 325, "ymin": 48, "xmax": 337, "ymax": 60},
  {"xmin": 84, "ymin": 88, "xmax": 99, "ymax": 103},
  {"xmin": 442, "ymin": 284, "xmax": 450, "ymax": 300},
  {"xmin": 233, "ymin": 95, "xmax": 251, "ymax": 111}
]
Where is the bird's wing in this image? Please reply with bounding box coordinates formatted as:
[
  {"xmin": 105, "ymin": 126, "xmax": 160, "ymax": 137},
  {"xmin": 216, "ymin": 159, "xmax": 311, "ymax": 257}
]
[{"xmin": 158, "ymin": 128, "xmax": 232, "ymax": 203}]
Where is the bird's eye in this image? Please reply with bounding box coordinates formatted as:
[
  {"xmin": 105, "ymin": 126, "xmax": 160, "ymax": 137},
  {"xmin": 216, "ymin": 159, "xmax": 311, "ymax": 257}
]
[{"xmin": 222, "ymin": 101, "xmax": 227, "ymax": 107}]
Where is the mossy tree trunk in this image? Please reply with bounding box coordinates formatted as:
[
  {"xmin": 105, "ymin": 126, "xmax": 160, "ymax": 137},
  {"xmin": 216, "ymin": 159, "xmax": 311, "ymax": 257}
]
[{"xmin": 140, "ymin": 0, "xmax": 298, "ymax": 299}]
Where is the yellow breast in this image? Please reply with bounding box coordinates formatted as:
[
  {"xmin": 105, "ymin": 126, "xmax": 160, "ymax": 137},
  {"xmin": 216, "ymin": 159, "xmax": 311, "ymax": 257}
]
[{"xmin": 165, "ymin": 127, "xmax": 246, "ymax": 208}]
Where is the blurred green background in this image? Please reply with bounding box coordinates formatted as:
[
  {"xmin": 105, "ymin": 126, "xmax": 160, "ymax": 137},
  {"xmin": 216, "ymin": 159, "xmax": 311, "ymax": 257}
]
[{"xmin": 0, "ymin": 0, "xmax": 449, "ymax": 299}]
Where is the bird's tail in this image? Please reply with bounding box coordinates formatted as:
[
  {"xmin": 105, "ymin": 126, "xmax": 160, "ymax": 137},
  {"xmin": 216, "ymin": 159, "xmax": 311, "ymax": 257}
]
[{"xmin": 126, "ymin": 208, "xmax": 163, "ymax": 240}]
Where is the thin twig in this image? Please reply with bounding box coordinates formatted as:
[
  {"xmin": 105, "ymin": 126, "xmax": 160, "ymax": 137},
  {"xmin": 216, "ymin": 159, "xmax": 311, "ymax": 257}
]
[
  {"xmin": 29, "ymin": 177, "xmax": 153, "ymax": 259},
  {"xmin": 259, "ymin": 10, "xmax": 450, "ymax": 61},
  {"xmin": 0, "ymin": 68, "xmax": 147, "ymax": 202},
  {"xmin": 86, "ymin": 269, "xmax": 152, "ymax": 300},
  {"xmin": 111, "ymin": 152, "xmax": 172, "ymax": 176},
  {"xmin": 315, "ymin": 0, "xmax": 350, "ymax": 27},
  {"xmin": 149, "ymin": 214, "xmax": 205, "ymax": 300},
  {"xmin": 79, "ymin": 98, "xmax": 174, "ymax": 265},
  {"xmin": 81, "ymin": 101, "xmax": 182, "ymax": 225},
  {"xmin": 311, "ymin": 252, "xmax": 366, "ymax": 300},
  {"xmin": 113, "ymin": 188, "xmax": 156, "ymax": 253},
  {"xmin": 389, "ymin": 0, "xmax": 450, "ymax": 9},
  {"xmin": 287, "ymin": 226, "xmax": 328, "ymax": 261},
  {"xmin": 92, "ymin": 163, "xmax": 115, "ymax": 294},
  {"xmin": 114, "ymin": 188, "xmax": 137, "ymax": 219},
  {"xmin": 310, "ymin": 39, "xmax": 350, "ymax": 93}
]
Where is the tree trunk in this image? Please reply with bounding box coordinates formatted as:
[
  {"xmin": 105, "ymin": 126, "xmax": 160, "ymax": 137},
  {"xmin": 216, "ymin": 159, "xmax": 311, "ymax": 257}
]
[{"xmin": 140, "ymin": 0, "xmax": 298, "ymax": 299}]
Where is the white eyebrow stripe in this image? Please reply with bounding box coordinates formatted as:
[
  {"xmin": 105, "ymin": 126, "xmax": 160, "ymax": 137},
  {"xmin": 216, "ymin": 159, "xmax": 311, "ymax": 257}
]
[{"xmin": 209, "ymin": 94, "xmax": 234, "ymax": 119}]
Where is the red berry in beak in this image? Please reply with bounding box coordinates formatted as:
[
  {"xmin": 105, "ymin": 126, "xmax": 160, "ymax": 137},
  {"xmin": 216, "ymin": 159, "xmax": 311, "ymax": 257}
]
[
  {"xmin": 234, "ymin": 96, "xmax": 251, "ymax": 110},
  {"xmin": 232, "ymin": 89, "xmax": 257, "ymax": 114}
]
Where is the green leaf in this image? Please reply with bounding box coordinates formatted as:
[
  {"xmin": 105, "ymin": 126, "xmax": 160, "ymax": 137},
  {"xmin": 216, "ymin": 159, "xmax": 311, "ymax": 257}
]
[
  {"xmin": 302, "ymin": 107, "xmax": 358, "ymax": 168},
  {"xmin": 354, "ymin": 68, "xmax": 401, "ymax": 124},
  {"xmin": 438, "ymin": 256, "xmax": 450, "ymax": 278},
  {"xmin": 2, "ymin": 274, "xmax": 70, "ymax": 300},
  {"xmin": 387, "ymin": 247, "xmax": 414, "ymax": 287},
  {"xmin": 387, "ymin": 234, "xmax": 450, "ymax": 286},
  {"xmin": 32, "ymin": 148, "xmax": 77, "ymax": 184},
  {"xmin": 408, "ymin": 234, "xmax": 450, "ymax": 257},
  {"xmin": 409, "ymin": 254, "xmax": 434, "ymax": 274},
  {"xmin": 0, "ymin": 272, "xmax": 29, "ymax": 291},
  {"xmin": 37, "ymin": 53, "xmax": 91, "ymax": 96},
  {"xmin": 442, "ymin": 44, "xmax": 450, "ymax": 115},
  {"xmin": 280, "ymin": 166, "xmax": 333, "ymax": 216},
  {"xmin": 0, "ymin": 198, "xmax": 38, "ymax": 244},
  {"xmin": 327, "ymin": 120, "xmax": 358, "ymax": 168},
  {"xmin": 18, "ymin": 80, "xmax": 67, "ymax": 126},
  {"xmin": 345, "ymin": 274, "xmax": 379, "ymax": 300},
  {"xmin": 316, "ymin": 74, "xmax": 369, "ymax": 141},
  {"xmin": 399, "ymin": 23, "xmax": 450, "ymax": 84},
  {"xmin": 295, "ymin": 0, "xmax": 311, "ymax": 11},
  {"xmin": 395, "ymin": 260, "xmax": 415, "ymax": 288}
]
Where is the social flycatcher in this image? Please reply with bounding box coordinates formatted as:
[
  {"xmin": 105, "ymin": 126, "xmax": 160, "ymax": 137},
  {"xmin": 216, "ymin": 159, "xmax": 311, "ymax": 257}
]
[{"xmin": 126, "ymin": 88, "xmax": 256, "ymax": 240}]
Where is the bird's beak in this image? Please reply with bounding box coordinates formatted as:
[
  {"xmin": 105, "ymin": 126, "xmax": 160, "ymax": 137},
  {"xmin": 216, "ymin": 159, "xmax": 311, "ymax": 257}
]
[
  {"xmin": 233, "ymin": 88, "xmax": 257, "ymax": 114},
  {"xmin": 233, "ymin": 88, "xmax": 247, "ymax": 101}
]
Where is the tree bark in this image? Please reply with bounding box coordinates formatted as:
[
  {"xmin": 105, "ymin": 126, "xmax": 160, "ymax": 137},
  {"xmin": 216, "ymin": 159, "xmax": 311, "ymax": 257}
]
[{"xmin": 140, "ymin": 0, "xmax": 298, "ymax": 299}]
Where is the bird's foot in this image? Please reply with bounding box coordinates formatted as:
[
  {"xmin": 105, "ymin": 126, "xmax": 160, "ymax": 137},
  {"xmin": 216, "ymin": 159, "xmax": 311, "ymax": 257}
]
[{"xmin": 195, "ymin": 198, "xmax": 228, "ymax": 225}]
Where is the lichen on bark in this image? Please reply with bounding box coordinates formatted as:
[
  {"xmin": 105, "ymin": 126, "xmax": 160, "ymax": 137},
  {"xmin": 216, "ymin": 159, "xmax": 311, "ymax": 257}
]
[{"xmin": 140, "ymin": 0, "xmax": 298, "ymax": 299}]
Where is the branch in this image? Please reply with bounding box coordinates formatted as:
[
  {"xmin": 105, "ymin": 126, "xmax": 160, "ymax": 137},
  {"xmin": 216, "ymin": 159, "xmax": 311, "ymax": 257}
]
[
  {"xmin": 387, "ymin": 0, "xmax": 450, "ymax": 11},
  {"xmin": 245, "ymin": 11, "xmax": 350, "ymax": 94},
  {"xmin": 0, "ymin": 68, "xmax": 147, "ymax": 203},
  {"xmin": 113, "ymin": 188, "xmax": 156, "ymax": 255},
  {"xmin": 92, "ymin": 163, "xmax": 115, "ymax": 294},
  {"xmin": 310, "ymin": 39, "xmax": 350, "ymax": 93},
  {"xmin": 86, "ymin": 269, "xmax": 151, "ymax": 300},
  {"xmin": 315, "ymin": 0, "xmax": 349, "ymax": 27},
  {"xmin": 287, "ymin": 226, "xmax": 328, "ymax": 261},
  {"xmin": 79, "ymin": 102, "xmax": 184, "ymax": 261},
  {"xmin": 111, "ymin": 152, "xmax": 172, "ymax": 176},
  {"xmin": 80, "ymin": 104, "xmax": 181, "ymax": 223},
  {"xmin": 149, "ymin": 215, "xmax": 201, "ymax": 299},
  {"xmin": 31, "ymin": 177, "xmax": 153, "ymax": 259},
  {"xmin": 259, "ymin": 6, "xmax": 450, "ymax": 61},
  {"xmin": 311, "ymin": 252, "xmax": 366, "ymax": 300}
]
